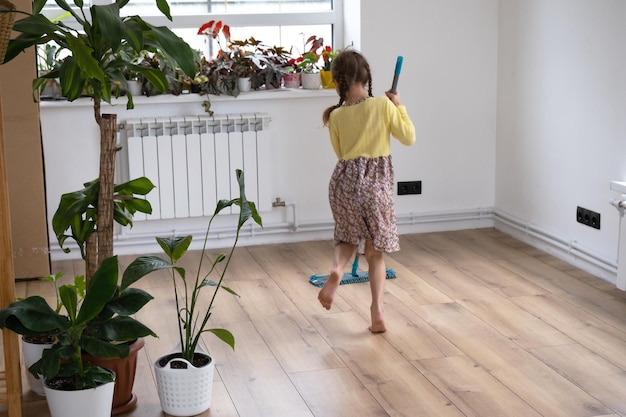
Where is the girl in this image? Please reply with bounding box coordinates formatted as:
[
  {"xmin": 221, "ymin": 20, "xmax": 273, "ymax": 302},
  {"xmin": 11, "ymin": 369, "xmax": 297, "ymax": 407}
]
[{"xmin": 318, "ymin": 50, "xmax": 416, "ymax": 333}]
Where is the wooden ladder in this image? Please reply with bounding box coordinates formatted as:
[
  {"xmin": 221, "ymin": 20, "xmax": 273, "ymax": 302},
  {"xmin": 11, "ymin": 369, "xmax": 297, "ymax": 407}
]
[
  {"xmin": 0, "ymin": 76, "xmax": 23, "ymax": 417},
  {"xmin": 0, "ymin": 1, "xmax": 23, "ymax": 414}
]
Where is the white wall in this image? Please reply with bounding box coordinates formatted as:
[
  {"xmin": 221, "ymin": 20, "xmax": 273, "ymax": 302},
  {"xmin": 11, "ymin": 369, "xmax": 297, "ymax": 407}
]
[
  {"xmin": 40, "ymin": 0, "xmax": 500, "ymax": 259},
  {"xmin": 360, "ymin": 0, "xmax": 498, "ymax": 215},
  {"xmin": 496, "ymin": 0, "xmax": 626, "ymax": 280}
]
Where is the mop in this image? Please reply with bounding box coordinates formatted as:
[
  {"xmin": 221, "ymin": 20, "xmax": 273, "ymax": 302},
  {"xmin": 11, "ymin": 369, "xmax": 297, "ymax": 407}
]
[
  {"xmin": 310, "ymin": 56, "xmax": 402, "ymax": 288},
  {"xmin": 309, "ymin": 253, "xmax": 396, "ymax": 287}
]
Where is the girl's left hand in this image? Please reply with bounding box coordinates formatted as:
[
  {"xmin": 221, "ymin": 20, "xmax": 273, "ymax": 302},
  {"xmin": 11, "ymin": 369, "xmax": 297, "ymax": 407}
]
[{"xmin": 385, "ymin": 90, "xmax": 401, "ymax": 106}]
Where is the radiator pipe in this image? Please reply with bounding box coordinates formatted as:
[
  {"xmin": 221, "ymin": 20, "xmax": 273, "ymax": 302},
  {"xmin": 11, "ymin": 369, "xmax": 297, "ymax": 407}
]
[
  {"xmin": 610, "ymin": 198, "xmax": 626, "ymax": 211},
  {"xmin": 272, "ymin": 198, "xmax": 298, "ymax": 231}
]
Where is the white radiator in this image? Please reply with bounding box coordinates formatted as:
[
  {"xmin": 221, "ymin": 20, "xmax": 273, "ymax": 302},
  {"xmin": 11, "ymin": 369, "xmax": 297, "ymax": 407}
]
[{"xmin": 125, "ymin": 113, "xmax": 272, "ymax": 221}]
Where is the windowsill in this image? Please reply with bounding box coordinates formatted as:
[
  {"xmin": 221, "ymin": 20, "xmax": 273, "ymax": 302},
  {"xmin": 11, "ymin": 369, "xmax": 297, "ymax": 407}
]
[{"xmin": 39, "ymin": 87, "xmax": 337, "ymax": 108}]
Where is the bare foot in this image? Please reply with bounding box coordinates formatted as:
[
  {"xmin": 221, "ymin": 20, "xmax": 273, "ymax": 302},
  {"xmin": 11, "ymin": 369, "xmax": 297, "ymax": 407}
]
[
  {"xmin": 369, "ymin": 305, "xmax": 386, "ymax": 333},
  {"xmin": 318, "ymin": 271, "xmax": 341, "ymax": 310}
]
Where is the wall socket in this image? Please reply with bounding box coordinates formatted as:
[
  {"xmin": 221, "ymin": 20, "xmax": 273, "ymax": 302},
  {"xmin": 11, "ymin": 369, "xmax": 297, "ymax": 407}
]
[
  {"xmin": 398, "ymin": 181, "xmax": 422, "ymax": 195},
  {"xmin": 576, "ymin": 206, "xmax": 600, "ymax": 230}
]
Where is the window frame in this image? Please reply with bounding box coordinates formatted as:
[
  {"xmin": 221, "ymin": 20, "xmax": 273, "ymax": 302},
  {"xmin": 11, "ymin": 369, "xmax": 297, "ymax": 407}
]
[{"xmin": 41, "ymin": 0, "xmax": 344, "ymax": 53}]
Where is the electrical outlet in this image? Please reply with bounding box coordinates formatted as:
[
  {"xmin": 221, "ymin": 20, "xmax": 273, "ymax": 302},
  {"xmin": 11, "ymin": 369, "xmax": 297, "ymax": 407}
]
[
  {"xmin": 398, "ymin": 181, "xmax": 422, "ymax": 195},
  {"xmin": 576, "ymin": 206, "xmax": 601, "ymax": 230}
]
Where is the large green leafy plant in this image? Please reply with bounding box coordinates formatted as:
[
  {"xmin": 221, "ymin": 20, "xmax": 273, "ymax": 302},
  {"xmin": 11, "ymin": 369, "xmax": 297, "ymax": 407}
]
[
  {"xmin": 1, "ymin": 0, "xmax": 196, "ymax": 279},
  {"xmin": 0, "ymin": 254, "xmax": 173, "ymax": 389}
]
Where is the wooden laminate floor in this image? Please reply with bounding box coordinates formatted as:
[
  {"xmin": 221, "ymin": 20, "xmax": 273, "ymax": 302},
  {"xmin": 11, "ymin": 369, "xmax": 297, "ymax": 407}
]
[{"xmin": 3, "ymin": 228, "xmax": 626, "ymax": 417}]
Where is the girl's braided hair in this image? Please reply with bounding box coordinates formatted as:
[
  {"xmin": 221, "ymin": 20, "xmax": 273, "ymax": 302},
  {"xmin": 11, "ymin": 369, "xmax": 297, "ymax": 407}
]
[{"xmin": 322, "ymin": 49, "xmax": 373, "ymax": 126}]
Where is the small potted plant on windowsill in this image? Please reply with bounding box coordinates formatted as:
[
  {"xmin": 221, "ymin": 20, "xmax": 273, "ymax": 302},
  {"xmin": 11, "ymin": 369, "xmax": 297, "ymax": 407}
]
[
  {"xmin": 320, "ymin": 45, "xmax": 338, "ymax": 89},
  {"xmin": 297, "ymin": 35, "xmax": 324, "ymax": 90},
  {"xmin": 36, "ymin": 42, "xmax": 63, "ymax": 99},
  {"xmin": 283, "ymin": 59, "xmax": 301, "ymax": 88}
]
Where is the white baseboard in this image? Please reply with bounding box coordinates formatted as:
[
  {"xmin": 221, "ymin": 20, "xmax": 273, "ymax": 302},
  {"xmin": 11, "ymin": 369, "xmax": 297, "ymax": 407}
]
[
  {"xmin": 48, "ymin": 207, "xmax": 495, "ymax": 261},
  {"xmin": 48, "ymin": 207, "xmax": 619, "ymax": 288},
  {"xmin": 494, "ymin": 210, "xmax": 617, "ymax": 285}
]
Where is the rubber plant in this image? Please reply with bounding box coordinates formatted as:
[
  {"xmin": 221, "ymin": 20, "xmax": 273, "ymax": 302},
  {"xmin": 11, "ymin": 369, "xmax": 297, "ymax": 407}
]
[
  {"xmin": 1, "ymin": 0, "xmax": 196, "ymax": 279},
  {"xmin": 0, "ymin": 254, "xmax": 173, "ymax": 389}
]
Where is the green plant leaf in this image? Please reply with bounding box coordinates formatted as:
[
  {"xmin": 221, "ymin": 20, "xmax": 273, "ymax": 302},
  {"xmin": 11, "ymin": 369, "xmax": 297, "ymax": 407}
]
[
  {"xmin": 40, "ymin": 344, "xmax": 70, "ymax": 379},
  {"xmin": 58, "ymin": 284, "xmax": 78, "ymax": 322},
  {"xmin": 81, "ymin": 335, "xmax": 130, "ymax": 359},
  {"xmin": 82, "ymin": 365, "xmax": 115, "ymax": 387},
  {"xmin": 121, "ymin": 255, "xmax": 173, "ymax": 290},
  {"xmin": 114, "ymin": 177, "xmax": 155, "ymax": 195},
  {"xmin": 32, "ymin": 0, "xmax": 47, "ymax": 14},
  {"xmin": 156, "ymin": 235, "xmax": 192, "ymax": 262},
  {"xmin": 76, "ymin": 256, "xmax": 119, "ymax": 325},
  {"xmin": 137, "ymin": 67, "xmax": 169, "ymax": 92},
  {"xmin": 106, "ymin": 287, "xmax": 153, "ymax": 315},
  {"xmin": 54, "ymin": 0, "xmax": 84, "ymax": 23},
  {"xmin": 58, "ymin": 57, "xmax": 87, "ymax": 100},
  {"xmin": 94, "ymin": 316, "xmax": 157, "ymax": 341},
  {"xmin": 207, "ymin": 328, "xmax": 235, "ymax": 350},
  {"xmin": 144, "ymin": 23, "xmax": 196, "ymax": 76},
  {"xmin": 0, "ymin": 296, "xmax": 69, "ymax": 335},
  {"xmin": 122, "ymin": 198, "xmax": 152, "ymax": 215},
  {"xmin": 91, "ymin": 3, "xmax": 125, "ymax": 54},
  {"xmin": 155, "ymin": 0, "xmax": 172, "ymax": 20},
  {"xmin": 65, "ymin": 33, "xmax": 105, "ymax": 84}
]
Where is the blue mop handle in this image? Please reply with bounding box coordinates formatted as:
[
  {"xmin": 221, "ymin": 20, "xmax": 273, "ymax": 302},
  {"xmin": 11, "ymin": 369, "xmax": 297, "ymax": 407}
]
[
  {"xmin": 351, "ymin": 253, "xmax": 360, "ymax": 277},
  {"xmin": 390, "ymin": 56, "xmax": 403, "ymax": 94}
]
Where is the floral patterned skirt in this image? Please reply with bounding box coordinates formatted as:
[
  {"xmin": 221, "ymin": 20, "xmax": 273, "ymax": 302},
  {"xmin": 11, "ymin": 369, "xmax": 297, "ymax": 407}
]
[{"xmin": 329, "ymin": 155, "xmax": 400, "ymax": 253}]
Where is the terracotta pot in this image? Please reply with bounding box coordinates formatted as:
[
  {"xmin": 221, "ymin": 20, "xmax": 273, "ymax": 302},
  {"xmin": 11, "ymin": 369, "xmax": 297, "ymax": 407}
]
[{"xmin": 82, "ymin": 338, "xmax": 145, "ymax": 415}]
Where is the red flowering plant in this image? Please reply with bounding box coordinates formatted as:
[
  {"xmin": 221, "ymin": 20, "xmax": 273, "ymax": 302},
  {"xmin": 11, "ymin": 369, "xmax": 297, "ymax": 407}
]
[
  {"xmin": 321, "ymin": 45, "xmax": 339, "ymax": 71},
  {"xmin": 196, "ymin": 20, "xmax": 240, "ymax": 97},
  {"xmin": 296, "ymin": 35, "xmax": 324, "ymax": 73}
]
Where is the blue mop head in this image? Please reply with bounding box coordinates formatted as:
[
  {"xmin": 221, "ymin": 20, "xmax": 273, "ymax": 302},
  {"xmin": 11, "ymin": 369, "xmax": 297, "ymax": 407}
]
[{"xmin": 308, "ymin": 268, "xmax": 396, "ymax": 287}]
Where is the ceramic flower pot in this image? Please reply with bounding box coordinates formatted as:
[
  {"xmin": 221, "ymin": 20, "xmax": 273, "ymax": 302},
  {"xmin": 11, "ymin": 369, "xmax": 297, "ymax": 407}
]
[
  {"xmin": 126, "ymin": 79, "xmax": 143, "ymax": 96},
  {"xmin": 154, "ymin": 350, "xmax": 215, "ymax": 416},
  {"xmin": 43, "ymin": 375, "xmax": 115, "ymax": 417},
  {"xmin": 301, "ymin": 72, "xmax": 321, "ymax": 90},
  {"xmin": 238, "ymin": 77, "xmax": 252, "ymax": 92},
  {"xmin": 22, "ymin": 336, "xmax": 54, "ymax": 396},
  {"xmin": 320, "ymin": 70, "xmax": 334, "ymax": 89},
  {"xmin": 283, "ymin": 72, "xmax": 301, "ymax": 88}
]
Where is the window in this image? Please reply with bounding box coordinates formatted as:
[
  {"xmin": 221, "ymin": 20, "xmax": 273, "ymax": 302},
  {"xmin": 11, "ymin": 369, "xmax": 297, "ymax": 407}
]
[{"xmin": 43, "ymin": 0, "xmax": 342, "ymax": 61}]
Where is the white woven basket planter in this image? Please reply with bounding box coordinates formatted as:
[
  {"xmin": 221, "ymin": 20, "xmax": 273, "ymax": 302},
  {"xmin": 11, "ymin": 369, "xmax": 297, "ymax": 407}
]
[{"xmin": 154, "ymin": 352, "xmax": 215, "ymax": 416}]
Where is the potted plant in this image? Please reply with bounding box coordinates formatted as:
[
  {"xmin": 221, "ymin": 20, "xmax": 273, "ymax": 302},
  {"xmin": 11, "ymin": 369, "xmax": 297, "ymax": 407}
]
[
  {"xmin": 297, "ymin": 35, "xmax": 324, "ymax": 90},
  {"xmin": 0, "ymin": 254, "xmax": 172, "ymax": 417},
  {"xmin": 282, "ymin": 60, "xmax": 301, "ymax": 88},
  {"xmin": 249, "ymin": 42, "xmax": 292, "ymax": 90},
  {"xmin": 36, "ymin": 42, "xmax": 62, "ymax": 98},
  {"xmin": 320, "ymin": 45, "xmax": 338, "ymax": 89},
  {"xmin": 196, "ymin": 20, "xmax": 241, "ymax": 97},
  {"xmin": 21, "ymin": 271, "xmax": 63, "ymax": 396},
  {"xmin": 145, "ymin": 169, "xmax": 262, "ymax": 416},
  {"xmin": 231, "ymin": 47, "xmax": 258, "ymax": 92}
]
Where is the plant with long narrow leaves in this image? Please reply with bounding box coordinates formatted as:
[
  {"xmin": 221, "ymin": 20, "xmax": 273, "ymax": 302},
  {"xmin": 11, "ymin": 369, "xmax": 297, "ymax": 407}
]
[{"xmin": 142, "ymin": 169, "xmax": 262, "ymax": 360}]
